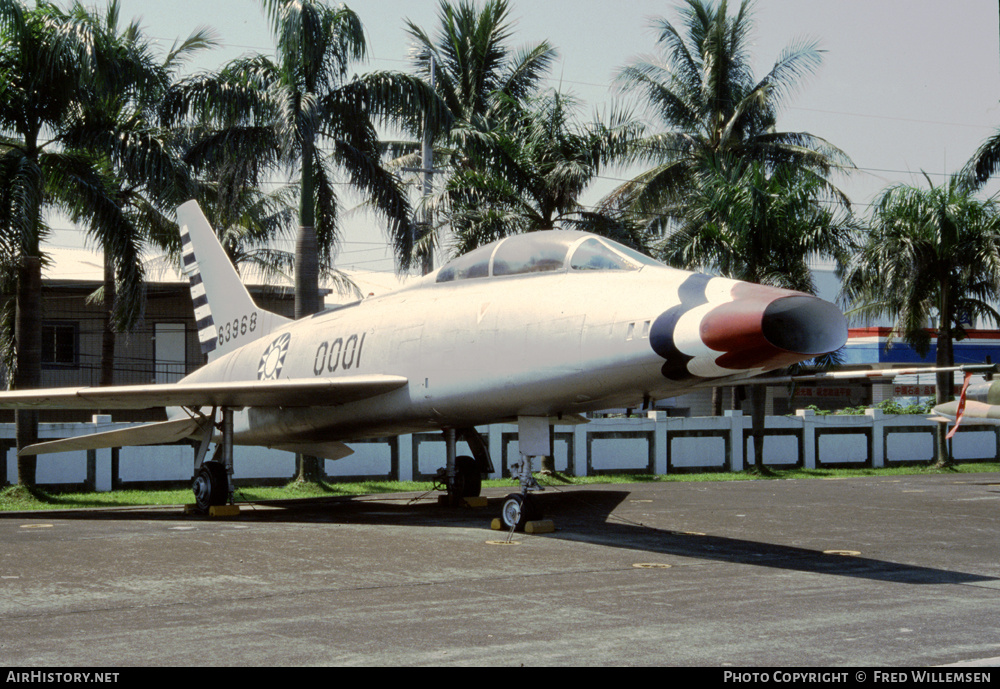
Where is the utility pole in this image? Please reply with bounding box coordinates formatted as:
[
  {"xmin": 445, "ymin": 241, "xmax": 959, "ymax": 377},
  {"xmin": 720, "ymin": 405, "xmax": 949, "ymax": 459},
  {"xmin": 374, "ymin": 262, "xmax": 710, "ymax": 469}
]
[
  {"xmin": 404, "ymin": 55, "xmax": 436, "ymax": 275},
  {"xmin": 419, "ymin": 55, "xmax": 436, "ymax": 275}
]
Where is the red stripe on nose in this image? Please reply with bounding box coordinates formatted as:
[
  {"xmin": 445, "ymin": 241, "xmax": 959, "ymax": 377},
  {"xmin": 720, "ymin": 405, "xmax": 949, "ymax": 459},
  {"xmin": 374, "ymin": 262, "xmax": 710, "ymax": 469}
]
[{"xmin": 701, "ymin": 284, "xmax": 847, "ymax": 371}]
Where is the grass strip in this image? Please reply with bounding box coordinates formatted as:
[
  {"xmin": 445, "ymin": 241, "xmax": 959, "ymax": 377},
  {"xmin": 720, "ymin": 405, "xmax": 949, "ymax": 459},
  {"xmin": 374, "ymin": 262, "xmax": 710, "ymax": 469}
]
[{"xmin": 1, "ymin": 463, "xmax": 996, "ymax": 512}]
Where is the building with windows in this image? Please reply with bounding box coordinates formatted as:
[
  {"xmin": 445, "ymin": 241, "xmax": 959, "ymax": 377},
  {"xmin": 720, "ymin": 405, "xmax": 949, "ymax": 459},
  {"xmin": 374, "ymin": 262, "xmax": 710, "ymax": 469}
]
[{"xmin": 0, "ymin": 247, "xmax": 401, "ymax": 423}]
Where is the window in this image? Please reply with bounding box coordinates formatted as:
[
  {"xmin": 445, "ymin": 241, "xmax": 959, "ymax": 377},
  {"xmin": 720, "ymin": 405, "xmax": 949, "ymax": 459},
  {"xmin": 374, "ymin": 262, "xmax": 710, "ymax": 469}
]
[
  {"xmin": 492, "ymin": 234, "xmax": 569, "ymax": 276},
  {"xmin": 41, "ymin": 322, "xmax": 78, "ymax": 368},
  {"xmin": 570, "ymin": 237, "xmax": 664, "ymax": 271},
  {"xmin": 570, "ymin": 238, "xmax": 640, "ymax": 271},
  {"xmin": 609, "ymin": 241, "xmax": 665, "ymax": 268}
]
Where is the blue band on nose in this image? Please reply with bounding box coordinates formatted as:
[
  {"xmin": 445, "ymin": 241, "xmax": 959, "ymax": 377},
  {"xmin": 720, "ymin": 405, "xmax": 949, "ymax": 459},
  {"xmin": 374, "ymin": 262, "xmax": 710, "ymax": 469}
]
[{"xmin": 649, "ymin": 274, "xmax": 710, "ymax": 381}]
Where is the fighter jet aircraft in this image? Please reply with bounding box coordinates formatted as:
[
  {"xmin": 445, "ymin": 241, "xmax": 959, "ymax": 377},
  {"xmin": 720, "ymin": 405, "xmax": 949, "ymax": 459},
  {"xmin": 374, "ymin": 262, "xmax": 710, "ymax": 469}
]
[
  {"xmin": 930, "ymin": 375, "xmax": 1000, "ymax": 430},
  {"xmin": 0, "ymin": 200, "xmax": 851, "ymax": 528}
]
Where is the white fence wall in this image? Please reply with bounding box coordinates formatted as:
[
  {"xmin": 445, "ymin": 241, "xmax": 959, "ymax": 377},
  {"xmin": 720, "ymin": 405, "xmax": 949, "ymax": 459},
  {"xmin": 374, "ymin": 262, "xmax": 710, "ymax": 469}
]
[{"xmin": 2, "ymin": 409, "xmax": 997, "ymax": 491}]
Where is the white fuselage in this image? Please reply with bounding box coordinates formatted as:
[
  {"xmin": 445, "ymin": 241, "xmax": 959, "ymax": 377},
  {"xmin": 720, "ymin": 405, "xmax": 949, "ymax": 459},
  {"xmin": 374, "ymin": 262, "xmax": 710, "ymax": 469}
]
[{"xmin": 175, "ymin": 259, "xmax": 846, "ymax": 450}]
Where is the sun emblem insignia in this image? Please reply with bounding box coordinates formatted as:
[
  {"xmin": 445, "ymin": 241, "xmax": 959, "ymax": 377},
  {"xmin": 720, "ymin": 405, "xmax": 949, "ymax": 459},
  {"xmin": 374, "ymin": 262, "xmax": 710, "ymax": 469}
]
[{"xmin": 258, "ymin": 333, "xmax": 291, "ymax": 380}]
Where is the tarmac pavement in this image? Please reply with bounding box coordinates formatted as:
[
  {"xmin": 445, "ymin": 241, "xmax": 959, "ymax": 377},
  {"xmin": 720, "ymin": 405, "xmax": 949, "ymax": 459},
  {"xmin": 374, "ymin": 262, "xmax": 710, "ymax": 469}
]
[{"xmin": 1, "ymin": 473, "xmax": 999, "ymax": 667}]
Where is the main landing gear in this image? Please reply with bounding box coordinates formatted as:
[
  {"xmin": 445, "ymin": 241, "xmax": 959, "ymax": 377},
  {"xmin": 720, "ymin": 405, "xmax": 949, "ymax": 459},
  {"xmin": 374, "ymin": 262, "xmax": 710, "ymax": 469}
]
[
  {"xmin": 190, "ymin": 407, "xmax": 234, "ymax": 512},
  {"xmin": 438, "ymin": 428, "xmax": 492, "ymax": 501},
  {"xmin": 193, "ymin": 460, "xmax": 228, "ymax": 511}
]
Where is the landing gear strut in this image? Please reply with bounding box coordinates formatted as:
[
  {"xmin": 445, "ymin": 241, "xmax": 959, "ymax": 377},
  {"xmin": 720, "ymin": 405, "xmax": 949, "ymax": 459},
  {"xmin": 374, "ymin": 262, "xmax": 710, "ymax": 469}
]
[{"xmin": 438, "ymin": 423, "xmax": 548, "ymax": 529}]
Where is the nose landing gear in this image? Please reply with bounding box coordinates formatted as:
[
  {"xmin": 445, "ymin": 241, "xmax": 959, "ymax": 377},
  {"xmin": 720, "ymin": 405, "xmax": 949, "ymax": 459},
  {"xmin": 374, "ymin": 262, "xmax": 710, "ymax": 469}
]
[
  {"xmin": 441, "ymin": 423, "xmax": 549, "ymax": 530},
  {"xmin": 501, "ymin": 453, "xmax": 544, "ymax": 531}
]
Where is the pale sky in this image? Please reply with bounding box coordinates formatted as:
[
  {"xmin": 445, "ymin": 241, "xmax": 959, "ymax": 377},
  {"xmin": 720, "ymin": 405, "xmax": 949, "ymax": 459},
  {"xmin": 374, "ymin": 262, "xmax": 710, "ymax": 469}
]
[{"xmin": 51, "ymin": 0, "xmax": 1000, "ymax": 272}]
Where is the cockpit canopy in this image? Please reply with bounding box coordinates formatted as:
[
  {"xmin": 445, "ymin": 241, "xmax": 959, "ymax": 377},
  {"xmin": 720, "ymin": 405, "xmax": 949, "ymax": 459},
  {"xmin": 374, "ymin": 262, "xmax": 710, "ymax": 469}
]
[{"xmin": 435, "ymin": 231, "xmax": 663, "ymax": 283}]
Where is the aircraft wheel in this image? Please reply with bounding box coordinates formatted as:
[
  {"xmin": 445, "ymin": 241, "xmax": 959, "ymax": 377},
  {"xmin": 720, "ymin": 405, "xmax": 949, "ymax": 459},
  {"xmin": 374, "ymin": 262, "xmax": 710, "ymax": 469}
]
[
  {"xmin": 193, "ymin": 461, "xmax": 228, "ymax": 511},
  {"xmin": 453, "ymin": 455, "xmax": 481, "ymax": 497},
  {"xmin": 500, "ymin": 493, "xmax": 539, "ymax": 531}
]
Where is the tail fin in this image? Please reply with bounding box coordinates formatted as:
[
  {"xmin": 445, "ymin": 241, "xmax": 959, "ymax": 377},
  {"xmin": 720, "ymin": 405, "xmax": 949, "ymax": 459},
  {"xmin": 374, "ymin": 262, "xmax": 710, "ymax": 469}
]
[{"xmin": 177, "ymin": 200, "xmax": 291, "ymax": 361}]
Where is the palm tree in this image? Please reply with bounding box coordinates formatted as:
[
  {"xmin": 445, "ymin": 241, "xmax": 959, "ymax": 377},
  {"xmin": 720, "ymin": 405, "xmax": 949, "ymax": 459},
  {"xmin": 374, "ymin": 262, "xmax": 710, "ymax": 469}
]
[
  {"xmin": 400, "ymin": 0, "xmax": 556, "ymax": 267},
  {"xmin": 593, "ymin": 0, "xmax": 854, "ymax": 468},
  {"xmin": 603, "ymin": 0, "xmax": 851, "ymax": 226},
  {"xmin": 963, "ymin": 129, "xmax": 1000, "ymax": 190},
  {"xmin": 663, "ymin": 158, "xmax": 856, "ymax": 290},
  {"xmin": 59, "ymin": 1, "xmax": 216, "ymax": 388},
  {"xmin": 666, "ymin": 158, "xmax": 857, "ymax": 467},
  {"xmin": 841, "ymin": 174, "xmax": 1000, "ymax": 466},
  {"xmin": 405, "ymin": 0, "xmax": 556, "ymax": 129},
  {"xmin": 0, "ymin": 0, "xmax": 167, "ymax": 483},
  {"xmin": 443, "ymin": 90, "xmax": 642, "ymax": 255},
  {"xmin": 165, "ymin": 0, "xmax": 448, "ymax": 320}
]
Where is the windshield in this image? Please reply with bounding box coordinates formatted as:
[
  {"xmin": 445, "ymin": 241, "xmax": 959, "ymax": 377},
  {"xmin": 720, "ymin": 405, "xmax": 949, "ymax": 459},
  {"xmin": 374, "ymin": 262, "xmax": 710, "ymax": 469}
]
[{"xmin": 435, "ymin": 243, "xmax": 494, "ymax": 283}]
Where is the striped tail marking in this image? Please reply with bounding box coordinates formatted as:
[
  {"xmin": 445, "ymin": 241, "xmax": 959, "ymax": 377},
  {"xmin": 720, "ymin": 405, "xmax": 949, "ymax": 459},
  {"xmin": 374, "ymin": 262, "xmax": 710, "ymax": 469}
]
[{"xmin": 180, "ymin": 226, "xmax": 218, "ymax": 356}]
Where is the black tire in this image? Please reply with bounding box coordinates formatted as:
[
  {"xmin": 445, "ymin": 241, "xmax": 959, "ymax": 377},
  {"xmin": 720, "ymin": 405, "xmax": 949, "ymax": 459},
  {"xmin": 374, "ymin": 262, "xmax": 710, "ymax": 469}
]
[
  {"xmin": 500, "ymin": 493, "xmax": 540, "ymax": 531},
  {"xmin": 193, "ymin": 461, "xmax": 228, "ymax": 511},
  {"xmin": 501, "ymin": 493, "xmax": 525, "ymax": 531},
  {"xmin": 453, "ymin": 455, "xmax": 482, "ymax": 497}
]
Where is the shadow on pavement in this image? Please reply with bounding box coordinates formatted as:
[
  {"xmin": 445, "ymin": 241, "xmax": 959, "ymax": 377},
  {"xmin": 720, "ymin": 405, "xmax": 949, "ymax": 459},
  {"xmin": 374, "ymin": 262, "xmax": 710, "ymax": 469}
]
[{"xmin": 2, "ymin": 485, "xmax": 995, "ymax": 586}]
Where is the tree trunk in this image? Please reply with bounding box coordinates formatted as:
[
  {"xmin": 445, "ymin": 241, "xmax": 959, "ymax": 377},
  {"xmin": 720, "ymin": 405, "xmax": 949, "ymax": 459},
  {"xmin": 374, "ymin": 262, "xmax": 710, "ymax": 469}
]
[
  {"xmin": 934, "ymin": 272, "xmax": 954, "ymax": 467},
  {"xmin": 295, "ymin": 137, "xmax": 320, "ymax": 320},
  {"xmin": 294, "ymin": 224, "xmax": 320, "ymax": 319},
  {"xmin": 294, "ymin": 214, "xmax": 321, "ymax": 480},
  {"xmin": 15, "ymin": 256, "xmax": 42, "ymax": 486},
  {"xmin": 711, "ymin": 386, "xmax": 723, "ymax": 416},
  {"xmin": 934, "ymin": 331, "xmax": 955, "ymax": 467},
  {"xmin": 295, "ymin": 137, "xmax": 321, "ymax": 481},
  {"xmin": 100, "ymin": 255, "xmax": 116, "ymax": 387},
  {"xmin": 295, "ymin": 453, "xmax": 322, "ymax": 483},
  {"xmin": 749, "ymin": 385, "xmax": 766, "ymax": 472}
]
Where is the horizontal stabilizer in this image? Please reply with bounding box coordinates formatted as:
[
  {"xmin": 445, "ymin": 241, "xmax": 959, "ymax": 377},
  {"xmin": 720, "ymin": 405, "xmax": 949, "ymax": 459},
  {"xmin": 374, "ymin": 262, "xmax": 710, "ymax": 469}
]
[
  {"xmin": 0, "ymin": 375, "xmax": 409, "ymax": 410},
  {"xmin": 551, "ymin": 413, "xmax": 590, "ymax": 425},
  {"xmin": 268, "ymin": 441, "xmax": 355, "ymax": 461},
  {"xmin": 20, "ymin": 417, "xmax": 210, "ymax": 456}
]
